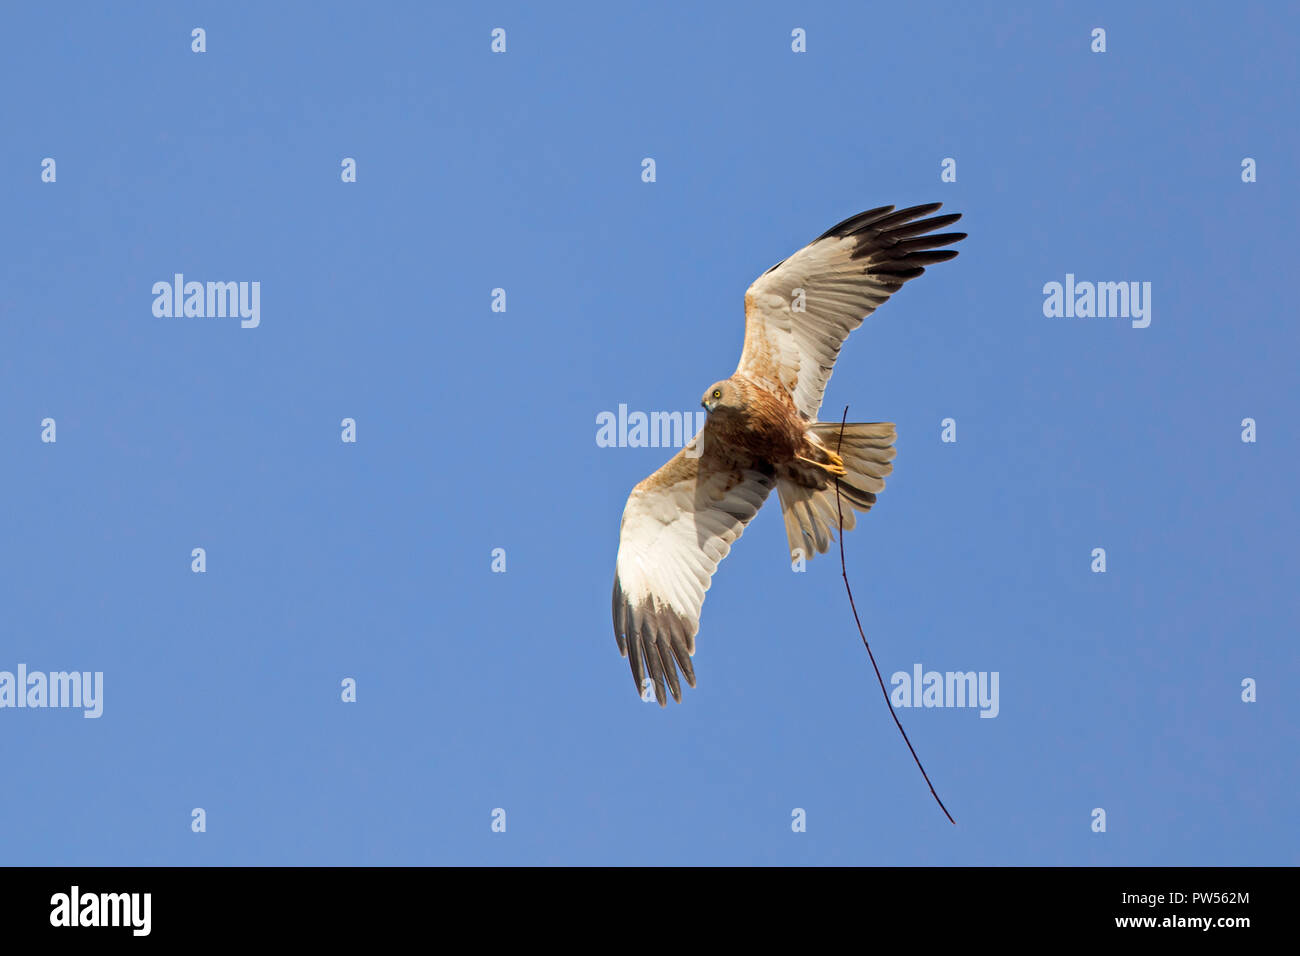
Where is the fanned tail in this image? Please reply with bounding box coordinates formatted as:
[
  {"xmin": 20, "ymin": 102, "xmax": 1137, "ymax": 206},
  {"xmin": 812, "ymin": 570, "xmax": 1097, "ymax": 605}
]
[{"xmin": 777, "ymin": 422, "xmax": 896, "ymax": 560}]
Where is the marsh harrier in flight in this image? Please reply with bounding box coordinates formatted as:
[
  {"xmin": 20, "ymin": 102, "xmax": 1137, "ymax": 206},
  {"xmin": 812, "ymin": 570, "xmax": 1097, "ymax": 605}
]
[{"xmin": 612, "ymin": 202, "xmax": 965, "ymax": 705}]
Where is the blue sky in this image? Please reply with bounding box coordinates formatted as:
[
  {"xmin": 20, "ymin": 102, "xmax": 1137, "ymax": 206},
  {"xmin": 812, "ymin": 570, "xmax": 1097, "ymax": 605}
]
[{"xmin": 1, "ymin": 1, "xmax": 1295, "ymax": 865}]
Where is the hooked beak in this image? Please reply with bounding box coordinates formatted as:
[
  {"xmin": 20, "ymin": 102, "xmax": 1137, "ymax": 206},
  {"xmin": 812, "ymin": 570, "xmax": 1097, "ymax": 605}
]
[{"xmin": 702, "ymin": 399, "xmax": 714, "ymax": 413}]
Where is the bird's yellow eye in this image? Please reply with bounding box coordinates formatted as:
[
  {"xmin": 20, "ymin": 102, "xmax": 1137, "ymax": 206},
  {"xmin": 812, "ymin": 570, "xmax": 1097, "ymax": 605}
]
[{"xmin": 712, "ymin": 389, "xmax": 721, "ymax": 399}]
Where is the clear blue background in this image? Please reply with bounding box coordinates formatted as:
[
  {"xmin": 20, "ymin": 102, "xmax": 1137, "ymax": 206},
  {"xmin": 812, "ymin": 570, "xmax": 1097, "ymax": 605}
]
[{"xmin": 2, "ymin": 1, "xmax": 1295, "ymax": 865}]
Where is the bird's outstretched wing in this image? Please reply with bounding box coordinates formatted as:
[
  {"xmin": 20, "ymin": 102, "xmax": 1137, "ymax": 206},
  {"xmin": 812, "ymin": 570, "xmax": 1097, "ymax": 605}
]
[
  {"xmin": 612, "ymin": 434, "xmax": 774, "ymax": 705},
  {"xmin": 738, "ymin": 203, "xmax": 965, "ymax": 420}
]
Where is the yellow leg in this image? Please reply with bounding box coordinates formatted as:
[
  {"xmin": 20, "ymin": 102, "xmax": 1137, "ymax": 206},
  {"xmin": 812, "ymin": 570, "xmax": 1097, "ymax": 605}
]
[{"xmin": 796, "ymin": 451, "xmax": 847, "ymax": 477}]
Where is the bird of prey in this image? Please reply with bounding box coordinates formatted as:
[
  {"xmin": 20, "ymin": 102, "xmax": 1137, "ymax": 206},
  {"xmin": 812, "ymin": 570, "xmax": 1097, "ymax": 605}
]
[{"xmin": 611, "ymin": 202, "xmax": 965, "ymax": 706}]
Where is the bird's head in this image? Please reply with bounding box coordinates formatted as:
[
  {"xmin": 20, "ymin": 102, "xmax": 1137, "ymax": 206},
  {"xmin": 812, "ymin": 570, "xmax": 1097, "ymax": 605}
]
[{"xmin": 701, "ymin": 379, "xmax": 741, "ymax": 416}]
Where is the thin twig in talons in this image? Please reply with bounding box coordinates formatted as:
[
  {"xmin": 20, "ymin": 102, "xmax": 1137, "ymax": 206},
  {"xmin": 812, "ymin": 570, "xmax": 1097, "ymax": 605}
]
[{"xmin": 835, "ymin": 406, "xmax": 956, "ymax": 825}]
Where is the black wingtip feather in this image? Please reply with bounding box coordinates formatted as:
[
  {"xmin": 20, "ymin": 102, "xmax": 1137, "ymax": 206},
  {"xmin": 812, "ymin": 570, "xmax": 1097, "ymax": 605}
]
[
  {"xmin": 816, "ymin": 204, "xmax": 966, "ymax": 284},
  {"xmin": 864, "ymin": 202, "xmax": 946, "ymax": 233},
  {"xmin": 843, "ymin": 204, "xmax": 966, "ymax": 286},
  {"xmin": 615, "ymin": 593, "xmax": 696, "ymax": 706},
  {"xmin": 816, "ymin": 204, "xmax": 898, "ymax": 240}
]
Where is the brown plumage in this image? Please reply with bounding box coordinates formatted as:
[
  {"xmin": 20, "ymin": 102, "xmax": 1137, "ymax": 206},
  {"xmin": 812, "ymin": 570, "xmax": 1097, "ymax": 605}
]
[{"xmin": 612, "ymin": 203, "xmax": 965, "ymax": 705}]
